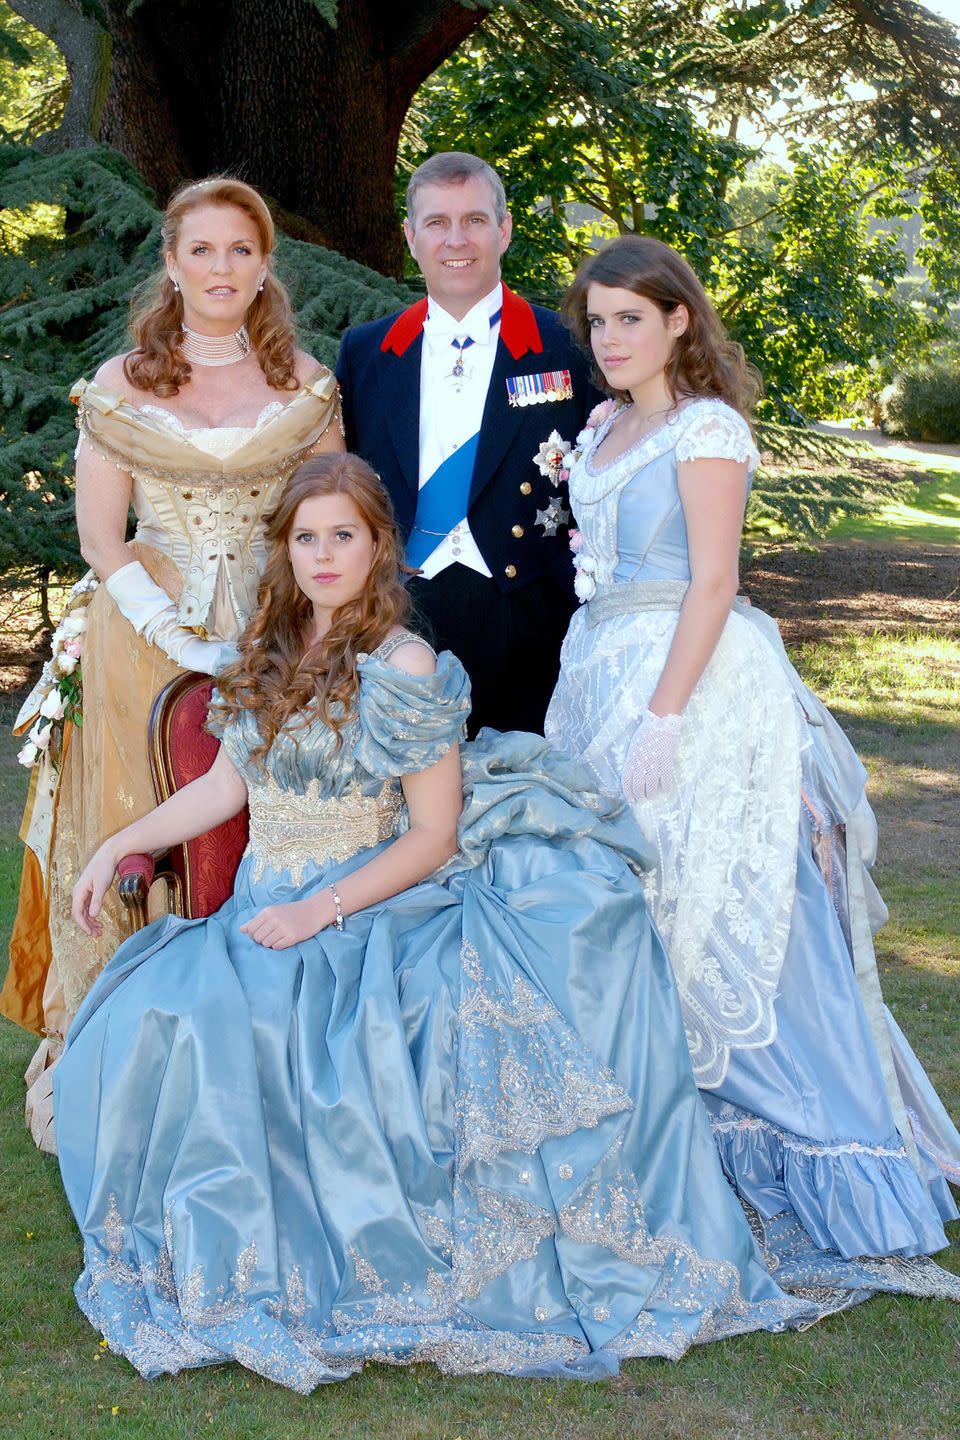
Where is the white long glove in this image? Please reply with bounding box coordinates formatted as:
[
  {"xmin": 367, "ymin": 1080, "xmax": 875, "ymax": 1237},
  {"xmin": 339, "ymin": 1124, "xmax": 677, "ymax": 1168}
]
[
  {"xmin": 105, "ymin": 561, "xmax": 237, "ymax": 675},
  {"xmin": 621, "ymin": 709, "xmax": 685, "ymax": 802}
]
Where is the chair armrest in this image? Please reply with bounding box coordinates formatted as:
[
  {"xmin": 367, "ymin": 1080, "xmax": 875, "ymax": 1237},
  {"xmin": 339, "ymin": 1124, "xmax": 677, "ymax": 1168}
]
[{"xmin": 116, "ymin": 854, "xmax": 156, "ymax": 932}]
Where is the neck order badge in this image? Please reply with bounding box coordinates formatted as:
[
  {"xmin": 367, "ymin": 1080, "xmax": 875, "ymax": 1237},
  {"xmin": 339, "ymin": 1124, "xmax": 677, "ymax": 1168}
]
[{"xmin": 449, "ymin": 308, "xmax": 503, "ymax": 392}]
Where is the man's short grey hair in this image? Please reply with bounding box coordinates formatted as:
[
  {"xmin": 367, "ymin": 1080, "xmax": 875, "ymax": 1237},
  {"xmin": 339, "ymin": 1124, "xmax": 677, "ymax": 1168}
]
[{"xmin": 406, "ymin": 152, "xmax": 508, "ymax": 226}]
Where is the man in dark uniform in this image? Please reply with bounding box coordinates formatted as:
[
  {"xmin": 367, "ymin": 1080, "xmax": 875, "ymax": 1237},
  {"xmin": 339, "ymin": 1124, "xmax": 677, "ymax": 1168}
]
[{"xmin": 336, "ymin": 151, "xmax": 596, "ymax": 735}]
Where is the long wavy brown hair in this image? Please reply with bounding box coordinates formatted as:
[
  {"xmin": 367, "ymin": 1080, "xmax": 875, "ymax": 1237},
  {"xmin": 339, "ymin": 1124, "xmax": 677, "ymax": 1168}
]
[
  {"xmin": 124, "ymin": 177, "xmax": 299, "ymax": 397},
  {"xmin": 563, "ymin": 235, "xmax": 760, "ymax": 416},
  {"xmin": 211, "ymin": 455, "xmax": 412, "ymax": 762}
]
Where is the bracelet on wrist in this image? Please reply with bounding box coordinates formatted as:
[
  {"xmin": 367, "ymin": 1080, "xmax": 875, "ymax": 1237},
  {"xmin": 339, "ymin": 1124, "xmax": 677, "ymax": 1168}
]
[{"xmin": 328, "ymin": 883, "xmax": 345, "ymax": 932}]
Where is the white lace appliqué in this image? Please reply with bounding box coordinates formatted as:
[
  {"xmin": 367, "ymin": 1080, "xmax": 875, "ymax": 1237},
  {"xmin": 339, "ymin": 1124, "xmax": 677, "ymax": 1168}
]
[{"xmin": 674, "ymin": 407, "xmax": 759, "ymax": 468}]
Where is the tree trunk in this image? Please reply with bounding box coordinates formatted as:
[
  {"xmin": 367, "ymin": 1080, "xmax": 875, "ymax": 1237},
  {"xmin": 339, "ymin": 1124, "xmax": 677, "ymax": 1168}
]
[
  {"xmin": 90, "ymin": 0, "xmax": 487, "ymax": 276},
  {"xmin": 7, "ymin": 0, "xmax": 111, "ymax": 151}
]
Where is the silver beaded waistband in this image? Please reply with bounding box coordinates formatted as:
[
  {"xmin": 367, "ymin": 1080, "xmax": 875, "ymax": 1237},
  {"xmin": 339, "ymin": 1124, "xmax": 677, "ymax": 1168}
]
[
  {"xmin": 586, "ymin": 580, "xmax": 753, "ymax": 628},
  {"xmin": 245, "ymin": 776, "xmax": 402, "ymax": 884}
]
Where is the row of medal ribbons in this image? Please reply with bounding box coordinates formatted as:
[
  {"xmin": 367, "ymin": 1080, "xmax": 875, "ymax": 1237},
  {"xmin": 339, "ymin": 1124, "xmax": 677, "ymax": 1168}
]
[{"xmin": 506, "ymin": 369, "xmax": 574, "ymax": 407}]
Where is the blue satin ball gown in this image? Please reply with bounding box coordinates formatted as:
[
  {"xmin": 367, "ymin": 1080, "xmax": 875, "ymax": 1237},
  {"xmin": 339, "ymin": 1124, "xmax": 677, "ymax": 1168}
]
[
  {"xmin": 55, "ymin": 634, "xmax": 823, "ymax": 1392},
  {"xmin": 545, "ymin": 399, "xmax": 960, "ymax": 1296}
]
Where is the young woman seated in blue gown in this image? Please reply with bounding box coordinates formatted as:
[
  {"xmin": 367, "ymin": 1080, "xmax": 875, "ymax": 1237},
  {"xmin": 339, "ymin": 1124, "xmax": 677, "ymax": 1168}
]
[
  {"xmin": 545, "ymin": 234, "xmax": 960, "ymax": 1281},
  {"xmin": 54, "ymin": 454, "xmax": 838, "ymax": 1392}
]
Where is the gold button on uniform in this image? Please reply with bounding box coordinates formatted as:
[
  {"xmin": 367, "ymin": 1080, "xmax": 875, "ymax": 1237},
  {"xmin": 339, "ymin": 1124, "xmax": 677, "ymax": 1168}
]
[
  {"xmin": 511, "ymin": 524, "xmax": 524, "ymax": 538},
  {"xmin": 519, "ymin": 481, "xmax": 532, "ymax": 495},
  {"xmin": 504, "ymin": 564, "xmax": 517, "ymax": 579}
]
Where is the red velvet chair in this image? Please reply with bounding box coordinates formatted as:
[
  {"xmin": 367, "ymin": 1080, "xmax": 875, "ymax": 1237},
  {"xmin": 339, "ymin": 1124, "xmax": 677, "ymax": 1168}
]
[{"xmin": 116, "ymin": 673, "xmax": 249, "ymax": 931}]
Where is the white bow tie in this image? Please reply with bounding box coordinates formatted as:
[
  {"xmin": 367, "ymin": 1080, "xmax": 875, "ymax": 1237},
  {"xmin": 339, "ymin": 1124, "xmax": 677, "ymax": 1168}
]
[{"xmin": 423, "ymin": 312, "xmax": 496, "ymax": 351}]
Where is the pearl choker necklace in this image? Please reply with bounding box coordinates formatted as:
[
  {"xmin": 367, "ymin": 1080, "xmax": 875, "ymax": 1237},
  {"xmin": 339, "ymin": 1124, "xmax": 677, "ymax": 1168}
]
[{"xmin": 180, "ymin": 325, "xmax": 251, "ymax": 367}]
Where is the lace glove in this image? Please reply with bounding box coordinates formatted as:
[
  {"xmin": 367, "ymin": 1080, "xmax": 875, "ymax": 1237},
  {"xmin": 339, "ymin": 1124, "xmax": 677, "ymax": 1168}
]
[
  {"xmin": 105, "ymin": 561, "xmax": 237, "ymax": 676},
  {"xmin": 621, "ymin": 709, "xmax": 686, "ymax": 802}
]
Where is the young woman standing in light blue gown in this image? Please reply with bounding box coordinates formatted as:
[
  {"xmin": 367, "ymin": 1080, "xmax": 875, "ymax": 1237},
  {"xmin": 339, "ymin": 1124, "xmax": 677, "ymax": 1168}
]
[
  {"xmin": 545, "ymin": 235, "xmax": 960, "ymax": 1290},
  {"xmin": 53, "ymin": 455, "xmax": 830, "ymax": 1391}
]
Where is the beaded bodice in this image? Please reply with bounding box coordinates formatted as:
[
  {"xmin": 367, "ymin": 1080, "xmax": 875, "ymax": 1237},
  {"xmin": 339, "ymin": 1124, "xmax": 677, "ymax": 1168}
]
[
  {"xmin": 245, "ymin": 775, "xmax": 404, "ymax": 884},
  {"xmin": 70, "ymin": 371, "xmax": 339, "ymax": 640}
]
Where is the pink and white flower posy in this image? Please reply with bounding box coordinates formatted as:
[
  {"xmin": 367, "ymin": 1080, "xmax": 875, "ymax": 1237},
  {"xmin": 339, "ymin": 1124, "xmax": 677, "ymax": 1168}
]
[
  {"xmin": 18, "ymin": 573, "xmax": 98, "ymax": 768},
  {"xmin": 567, "ymin": 400, "xmax": 620, "ymax": 603},
  {"xmin": 580, "ymin": 398, "xmax": 617, "ymax": 440}
]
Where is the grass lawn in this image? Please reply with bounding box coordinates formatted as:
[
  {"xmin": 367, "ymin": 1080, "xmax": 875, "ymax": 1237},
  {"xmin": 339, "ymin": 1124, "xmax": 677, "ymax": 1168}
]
[
  {"xmin": 826, "ymin": 463, "xmax": 960, "ymax": 545},
  {"xmin": 1, "ymin": 591, "xmax": 958, "ymax": 1437}
]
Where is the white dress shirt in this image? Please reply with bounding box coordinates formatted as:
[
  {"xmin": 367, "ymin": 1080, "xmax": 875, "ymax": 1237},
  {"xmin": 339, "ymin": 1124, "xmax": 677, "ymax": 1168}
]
[{"xmin": 416, "ymin": 282, "xmax": 503, "ymax": 578}]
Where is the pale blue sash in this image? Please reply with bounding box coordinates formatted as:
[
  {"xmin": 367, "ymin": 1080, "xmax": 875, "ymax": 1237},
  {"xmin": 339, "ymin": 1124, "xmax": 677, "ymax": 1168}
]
[{"xmin": 405, "ymin": 432, "xmax": 480, "ymax": 569}]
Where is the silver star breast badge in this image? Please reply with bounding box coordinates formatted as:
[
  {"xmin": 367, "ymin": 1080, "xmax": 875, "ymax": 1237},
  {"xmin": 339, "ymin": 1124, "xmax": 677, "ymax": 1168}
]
[{"xmin": 534, "ymin": 496, "xmax": 571, "ymax": 536}]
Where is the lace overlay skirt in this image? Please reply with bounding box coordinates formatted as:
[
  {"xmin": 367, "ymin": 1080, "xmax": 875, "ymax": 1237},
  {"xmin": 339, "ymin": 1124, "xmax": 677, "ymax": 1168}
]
[{"xmin": 546, "ymin": 604, "xmax": 806, "ymax": 1088}]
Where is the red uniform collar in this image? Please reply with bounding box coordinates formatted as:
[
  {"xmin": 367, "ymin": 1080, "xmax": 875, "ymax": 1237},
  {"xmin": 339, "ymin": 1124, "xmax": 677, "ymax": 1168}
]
[{"xmin": 380, "ymin": 284, "xmax": 544, "ymax": 360}]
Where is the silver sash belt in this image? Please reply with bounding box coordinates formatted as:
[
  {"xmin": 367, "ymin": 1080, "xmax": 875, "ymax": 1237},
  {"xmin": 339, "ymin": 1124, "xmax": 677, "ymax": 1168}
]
[{"xmin": 586, "ymin": 580, "xmax": 754, "ymax": 628}]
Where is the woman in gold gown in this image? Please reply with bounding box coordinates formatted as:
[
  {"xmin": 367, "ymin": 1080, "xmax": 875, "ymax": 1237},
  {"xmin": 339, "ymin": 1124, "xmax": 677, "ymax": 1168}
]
[{"xmin": 1, "ymin": 177, "xmax": 343, "ymax": 1150}]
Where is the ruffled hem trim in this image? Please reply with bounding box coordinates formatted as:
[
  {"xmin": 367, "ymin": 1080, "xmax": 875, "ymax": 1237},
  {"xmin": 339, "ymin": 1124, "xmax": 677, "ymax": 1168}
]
[
  {"xmin": 711, "ymin": 1106, "xmax": 952, "ymax": 1260},
  {"xmin": 904, "ymin": 1109, "xmax": 960, "ymax": 1223}
]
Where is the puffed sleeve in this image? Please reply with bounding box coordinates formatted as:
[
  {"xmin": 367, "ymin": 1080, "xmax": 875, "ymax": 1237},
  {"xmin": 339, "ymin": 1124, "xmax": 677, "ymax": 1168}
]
[
  {"xmin": 675, "ymin": 402, "xmax": 760, "ymax": 471},
  {"xmin": 354, "ymin": 648, "xmax": 471, "ymax": 779},
  {"xmin": 206, "ymin": 691, "xmax": 259, "ymax": 775},
  {"xmin": 69, "ymin": 377, "xmax": 129, "ymax": 469}
]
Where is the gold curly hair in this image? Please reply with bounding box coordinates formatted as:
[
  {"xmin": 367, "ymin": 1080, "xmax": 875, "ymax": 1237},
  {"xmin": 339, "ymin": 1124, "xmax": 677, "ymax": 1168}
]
[
  {"xmin": 563, "ymin": 234, "xmax": 760, "ymax": 417},
  {"xmin": 211, "ymin": 454, "xmax": 412, "ymax": 764},
  {"xmin": 124, "ymin": 176, "xmax": 299, "ymax": 397}
]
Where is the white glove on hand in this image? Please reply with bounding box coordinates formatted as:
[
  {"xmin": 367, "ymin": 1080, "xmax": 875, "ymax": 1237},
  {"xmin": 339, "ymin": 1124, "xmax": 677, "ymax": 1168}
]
[
  {"xmin": 621, "ymin": 709, "xmax": 685, "ymax": 802},
  {"xmin": 105, "ymin": 561, "xmax": 236, "ymax": 676}
]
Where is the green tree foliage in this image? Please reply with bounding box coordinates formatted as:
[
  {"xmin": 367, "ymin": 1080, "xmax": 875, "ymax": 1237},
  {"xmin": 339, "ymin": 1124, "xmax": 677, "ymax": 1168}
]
[
  {"xmin": 879, "ymin": 348, "xmax": 960, "ymax": 444},
  {"xmin": 715, "ymin": 147, "xmax": 940, "ymax": 420},
  {"xmin": 402, "ymin": 1, "xmax": 745, "ymax": 295},
  {"xmin": 746, "ymin": 458, "xmax": 916, "ymax": 549},
  {"xmin": 0, "ymin": 142, "xmax": 413, "ymax": 608},
  {"xmin": 4, "ymin": 0, "xmax": 488, "ymax": 275},
  {"xmin": 402, "ymin": 0, "xmax": 960, "ymax": 422},
  {"xmin": 744, "ymin": 423, "xmax": 917, "ymax": 549}
]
